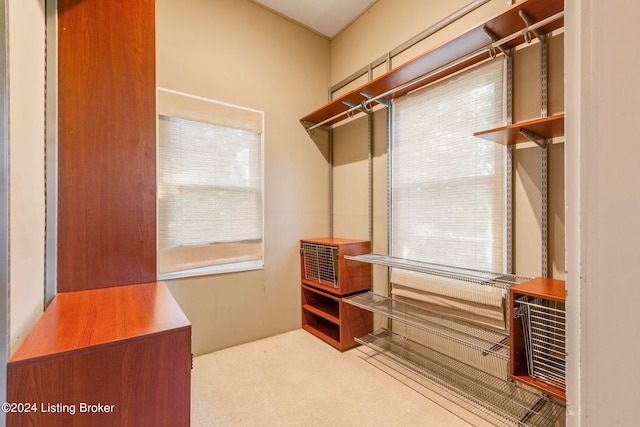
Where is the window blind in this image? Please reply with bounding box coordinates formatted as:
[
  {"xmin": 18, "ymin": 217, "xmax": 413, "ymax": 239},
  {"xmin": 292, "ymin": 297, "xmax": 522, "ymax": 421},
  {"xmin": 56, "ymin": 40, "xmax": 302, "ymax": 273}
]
[
  {"xmin": 157, "ymin": 89, "xmax": 263, "ymax": 277},
  {"xmin": 391, "ymin": 59, "xmax": 505, "ymax": 272}
]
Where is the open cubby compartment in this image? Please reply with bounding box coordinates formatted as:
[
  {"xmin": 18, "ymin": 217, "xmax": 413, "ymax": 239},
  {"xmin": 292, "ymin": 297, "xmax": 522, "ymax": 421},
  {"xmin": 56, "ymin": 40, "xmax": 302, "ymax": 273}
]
[
  {"xmin": 302, "ymin": 309, "xmax": 341, "ymax": 348},
  {"xmin": 301, "ymin": 284, "xmax": 373, "ymax": 351},
  {"xmin": 302, "ymin": 284, "xmax": 340, "ymax": 320}
]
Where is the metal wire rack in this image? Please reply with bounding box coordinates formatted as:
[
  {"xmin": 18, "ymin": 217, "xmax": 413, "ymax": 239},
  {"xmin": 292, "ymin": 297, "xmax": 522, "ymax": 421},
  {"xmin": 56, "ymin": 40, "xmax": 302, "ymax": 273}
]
[
  {"xmin": 346, "ymin": 291, "xmax": 510, "ymax": 361},
  {"xmin": 342, "ymin": 255, "xmax": 566, "ymax": 425},
  {"xmin": 301, "ymin": 242, "xmax": 338, "ymax": 287},
  {"xmin": 515, "ymin": 297, "xmax": 566, "ymax": 391},
  {"xmin": 343, "ymin": 254, "xmax": 530, "ymax": 290},
  {"xmin": 357, "ymin": 329, "xmax": 564, "ymax": 427}
]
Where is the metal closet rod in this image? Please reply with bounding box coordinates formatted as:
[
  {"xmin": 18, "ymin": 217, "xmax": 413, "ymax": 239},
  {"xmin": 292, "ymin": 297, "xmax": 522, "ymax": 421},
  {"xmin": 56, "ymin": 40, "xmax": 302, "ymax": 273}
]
[{"xmin": 306, "ymin": 10, "xmax": 564, "ymax": 132}]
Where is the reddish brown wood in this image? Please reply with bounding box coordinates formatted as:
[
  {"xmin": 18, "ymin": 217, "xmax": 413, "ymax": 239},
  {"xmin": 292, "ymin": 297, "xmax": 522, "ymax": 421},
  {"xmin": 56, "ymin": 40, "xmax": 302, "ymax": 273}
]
[
  {"xmin": 300, "ymin": 238, "xmax": 371, "ymax": 295},
  {"xmin": 301, "ymin": 284, "xmax": 373, "ymax": 351},
  {"xmin": 302, "ymin": 284, "xmax": 340, "ymax": 321},
  {"xmin": 7, "ymin": 282, "xmax": 191, "ymax": 426},
  {"xmin": 510, "ymin": 277, "xmax": 566, "ymax": 303},
  {"xmin": 509, "ymin": 277, "xmax": 566, "ymax": 400},
  {"xmin": 57, "ymin": 0, "xmax": 157, "ymax": 291},
  {"xmin": 10, "ymin": 282, "xmax": 190, "ymax": 363},
  {"xmin": 473, "ymin": 114, "xmax": 565, "ymax": 145},
  {"xmin": 300, "ymin": 0, "xmax": 564, "ymax": 128},
  {"xmin": 339, "ymin": 298, "xmax": 374, "ymax": 350}
]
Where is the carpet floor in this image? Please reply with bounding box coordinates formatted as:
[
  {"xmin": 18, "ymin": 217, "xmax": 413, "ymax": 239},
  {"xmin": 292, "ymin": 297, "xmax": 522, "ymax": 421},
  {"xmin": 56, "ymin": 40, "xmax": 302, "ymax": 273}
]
[{"xmin": 190, "ymin": 329, "xmax": 494, "ymax": 427}]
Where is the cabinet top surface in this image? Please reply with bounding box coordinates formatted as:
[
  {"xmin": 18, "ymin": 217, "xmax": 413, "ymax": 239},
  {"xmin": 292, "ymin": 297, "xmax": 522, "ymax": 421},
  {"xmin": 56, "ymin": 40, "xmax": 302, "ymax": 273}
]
[
  {"xmin": 510, "ymin": 277, "xmax": 566, "ymax": 301},
  {"xmin": 301, "ymin": 237, "xmax": 369, "ymax": 246},
  {"xmin": 9, "ymin": 282, "xmax": 191, "ymax": 363}
]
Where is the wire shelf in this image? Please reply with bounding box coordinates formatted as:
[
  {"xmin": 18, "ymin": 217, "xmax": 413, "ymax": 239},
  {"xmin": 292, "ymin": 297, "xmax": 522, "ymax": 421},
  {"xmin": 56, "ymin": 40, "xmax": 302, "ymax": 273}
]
[
  {"xmin": 343, "ymin": 254, "xmax": 530, "ymax": 290},
  {"xmin": 357, "ymin": 329, "xmax": 564, "ymax": 427},
  {"xmin": 302, "ymin": 243, "xmax": 338, "ymax": 287},
  {"xmin": 345, "ymin": 292, "xmax": 510, "ymax": 361},
  {"xmin": 516, "ymin": 297, "xmax": 566, "ymax": 391}
]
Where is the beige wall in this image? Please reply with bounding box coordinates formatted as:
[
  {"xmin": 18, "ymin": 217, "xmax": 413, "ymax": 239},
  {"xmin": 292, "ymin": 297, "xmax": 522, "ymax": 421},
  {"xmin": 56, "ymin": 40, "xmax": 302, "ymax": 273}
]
[
  {"xmin": 156, "ymin": 0, "xmax": 331, "ymax": 356},
  {"xmin": 513, "ymin": 32, "xmax": 565, "ymax": 279},
  {"xmin": 7, "ymin": 0, "xmax": 46, "ymax": 356},
  {"xmin": 332, "ymin": 109, "xmax": 389, "ymax": 301}
]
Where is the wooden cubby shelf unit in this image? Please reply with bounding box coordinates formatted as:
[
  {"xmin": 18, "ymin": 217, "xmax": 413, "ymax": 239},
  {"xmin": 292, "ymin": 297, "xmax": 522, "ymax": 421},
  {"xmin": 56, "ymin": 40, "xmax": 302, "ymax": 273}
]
[
  {"xmin": 300, "ymin": 0, "xmax": 564, "ymax": 129},
  {"xmin": 473, "ymin": 113, "xmax": 565, "ymax": 145},
  {"xmin": 300, "ymin": 238, "xmax": 373, "ymax": 350},
  {"xmin": 510, "ymin": 277, "xmax": 566, "ymax": 400}
]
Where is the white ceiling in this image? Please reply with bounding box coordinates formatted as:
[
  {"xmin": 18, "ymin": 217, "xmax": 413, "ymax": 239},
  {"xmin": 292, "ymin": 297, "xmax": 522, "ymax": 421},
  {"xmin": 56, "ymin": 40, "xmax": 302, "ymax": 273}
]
[{"xmin": 252, "ymin": 0, "xmax": 377, "ymax": 39}]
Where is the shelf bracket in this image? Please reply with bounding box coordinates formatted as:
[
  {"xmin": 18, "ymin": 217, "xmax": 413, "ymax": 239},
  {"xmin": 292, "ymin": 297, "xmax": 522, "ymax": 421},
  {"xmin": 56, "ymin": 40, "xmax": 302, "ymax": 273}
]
[
  {"xmin": 519, "ymin": 128, "xmax": 547, "ymax": 148},
  {"xmin": 519, "ymin": 10, "xmax": 546, "ymax": 44},
  {"xmin": 483, "ymin": 26, "xmax": 510, "ymax": 58},
  {"xmin": 361, "ymin": 90, "xmax": 389, "ymax": 108}
]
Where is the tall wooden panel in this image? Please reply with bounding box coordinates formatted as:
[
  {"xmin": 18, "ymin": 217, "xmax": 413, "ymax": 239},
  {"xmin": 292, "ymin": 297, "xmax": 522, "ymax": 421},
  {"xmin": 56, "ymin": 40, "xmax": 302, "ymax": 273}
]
[{"xmin": 57, "ymin": 0, "xmax": 157, "ymax": 291}]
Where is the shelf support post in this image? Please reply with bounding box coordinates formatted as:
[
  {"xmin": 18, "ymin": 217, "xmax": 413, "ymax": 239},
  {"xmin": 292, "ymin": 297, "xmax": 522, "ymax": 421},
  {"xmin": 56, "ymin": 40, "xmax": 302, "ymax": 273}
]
[
  {"xmin": 540, "ymin": 34, "xmax": 549, "ymax": 278},
  {"xmin": 506, "ymin": 49, "xmax": 514, "ymax": 276},
  {"xmin": 329, "ymin": 128, "xmax": 334, "ymax": 237}
]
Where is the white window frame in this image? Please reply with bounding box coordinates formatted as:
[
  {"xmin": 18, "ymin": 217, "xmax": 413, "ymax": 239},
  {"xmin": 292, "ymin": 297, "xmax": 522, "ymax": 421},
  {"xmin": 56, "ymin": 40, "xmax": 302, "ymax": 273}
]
[{"xmin": 156, "ymin": 88, "xmax": 265, "ymax": 280}]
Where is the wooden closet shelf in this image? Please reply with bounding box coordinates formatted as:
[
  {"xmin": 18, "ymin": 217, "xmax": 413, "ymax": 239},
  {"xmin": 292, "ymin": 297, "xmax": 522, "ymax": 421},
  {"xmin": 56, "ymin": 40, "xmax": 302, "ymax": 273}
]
[
  {"xmin": 300, "ymin": 0, "xmax": 564, "ymax": 129},
  {"xmin": 473, "ymin": 113, "xmax": 565, "ymax": 145}
]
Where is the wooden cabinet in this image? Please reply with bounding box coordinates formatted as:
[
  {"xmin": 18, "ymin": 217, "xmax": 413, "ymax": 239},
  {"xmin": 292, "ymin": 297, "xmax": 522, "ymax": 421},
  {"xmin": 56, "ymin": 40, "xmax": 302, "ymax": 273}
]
[
  {"xmin": 7, "ymin": 282, "xmax": 191, "ymax": 427},
  {"xmin": 510, "ymin": 277, "xmax": 566, "ymax": 400},
  {"xmin": 300, "ymin": 238, "xmax": 372, "ymax": 350}
]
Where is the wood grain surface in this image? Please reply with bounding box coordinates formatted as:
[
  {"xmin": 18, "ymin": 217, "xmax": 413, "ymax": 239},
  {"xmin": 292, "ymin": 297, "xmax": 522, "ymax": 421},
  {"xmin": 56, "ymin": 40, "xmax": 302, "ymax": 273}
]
[{"xmin": 57, "ymin": 0, "xmax": 157, "ymax": 291}]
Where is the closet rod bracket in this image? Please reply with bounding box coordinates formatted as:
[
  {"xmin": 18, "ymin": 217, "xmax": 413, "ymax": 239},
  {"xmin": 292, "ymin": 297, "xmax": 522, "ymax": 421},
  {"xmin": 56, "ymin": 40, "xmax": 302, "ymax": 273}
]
[
  {"xmin": 361, "ymin": 91, "xmax": 389, "ymax": 108},
  {"xmin": 519, "ymin": 128, "xmax": 547, "ymax": 148},
  {"xmin": 343, "ymin": 100, "xmax": 371, "ymax": 115},
  {"xmin": 302, "ymin": 121, "xmax": 315, "ymax": 135},
  {"xmin": 302, "ymin": 121, "xmax": 329, "ymax": 135},
  {"xmin": 519, "ymin": 10, "xmax": 546, "ymax": 44},
  {"xmin": 483, "ymin": 26, "xmax": 510, "ymax": 58}
]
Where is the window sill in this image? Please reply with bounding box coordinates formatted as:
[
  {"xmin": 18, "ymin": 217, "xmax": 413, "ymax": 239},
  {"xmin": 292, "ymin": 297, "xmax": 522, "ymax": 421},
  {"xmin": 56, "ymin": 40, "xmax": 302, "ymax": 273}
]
[{"xmin": 158, "ymin": 260, "xmax": 263, "ymax": 281}]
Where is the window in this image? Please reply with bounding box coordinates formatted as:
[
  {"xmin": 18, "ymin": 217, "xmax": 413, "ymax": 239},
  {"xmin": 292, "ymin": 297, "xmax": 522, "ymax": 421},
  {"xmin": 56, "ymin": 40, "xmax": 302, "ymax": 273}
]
[
  {"xmin": 391, "ymin": 59, "xmax": 505, "ymax": 272},
  {"xmin": 157, "ymin": 89, "xmax": 264, "ymax": 279}
]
